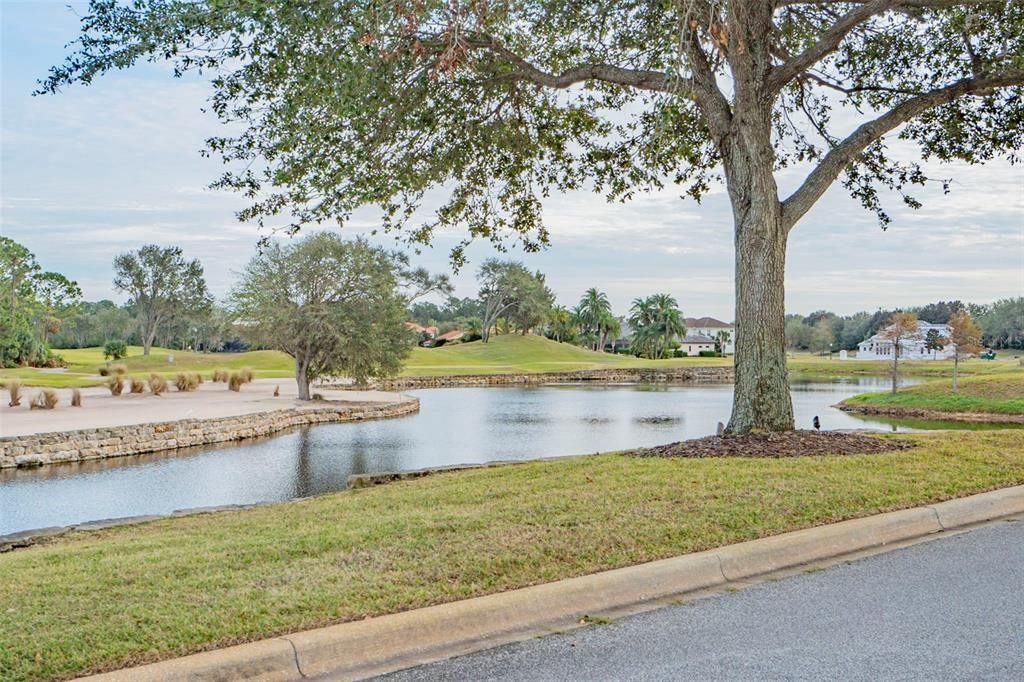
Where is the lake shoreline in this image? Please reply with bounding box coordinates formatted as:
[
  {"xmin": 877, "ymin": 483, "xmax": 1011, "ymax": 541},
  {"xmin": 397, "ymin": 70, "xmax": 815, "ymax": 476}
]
[{"xmin": 837, "ymin": 403, "xmax": 1024, "ymax": 424}]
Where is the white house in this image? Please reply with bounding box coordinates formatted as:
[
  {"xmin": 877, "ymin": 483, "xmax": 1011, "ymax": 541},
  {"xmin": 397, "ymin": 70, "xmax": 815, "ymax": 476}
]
[
  {"xmin": 856, "ymin": 321, "xmax": 955, "ymax": 360},
  {"xmin": 679, "ymin": 334, "xmax": 716, "ymax": 356},
  {"xmin": 685, "ymin": 317, "xmax": 735, "ymax": 354}
]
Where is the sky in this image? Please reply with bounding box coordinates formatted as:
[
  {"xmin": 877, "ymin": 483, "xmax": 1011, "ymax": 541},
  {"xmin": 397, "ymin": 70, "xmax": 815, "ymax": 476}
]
[{"xmin": 2, "ymin": 1, "xmax": 1022, "ymax": 321}]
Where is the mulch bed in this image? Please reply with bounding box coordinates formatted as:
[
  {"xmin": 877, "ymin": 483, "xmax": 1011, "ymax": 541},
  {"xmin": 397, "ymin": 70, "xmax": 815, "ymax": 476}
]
[{"xmin": 630, "ymin": 430, "xmax": 917, "ymax": 459}]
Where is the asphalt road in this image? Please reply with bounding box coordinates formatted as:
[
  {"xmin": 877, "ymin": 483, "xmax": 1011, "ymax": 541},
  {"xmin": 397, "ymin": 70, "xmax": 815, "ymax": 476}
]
[{"xmin": 381, "ymin": 518, "xmax": 1024, "ymax": 681}]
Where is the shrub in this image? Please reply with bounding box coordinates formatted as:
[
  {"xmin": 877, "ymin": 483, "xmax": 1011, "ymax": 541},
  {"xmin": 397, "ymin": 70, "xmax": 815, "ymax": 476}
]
[
  {"xmin": 97, "ymin": 366, "xmax": 110, "ymax": 377},
  {"xmin": 228, "ymin": 372, "xmax": 243, "ymax": 391},
  {"xmin": 103, "ymin": 340, "xmax": 127, "ymax": 360},
  {"xmin": 109, "ymin": 363, "xmax": 128, "ymax": 376},
  {"xmin": 30, "ymin": 389, "xmax": 58, "ymax": 410},
  {"xmin": 239, "ymin": 367, "xmax": 254, "ymax": 383},
  {"xmin": 71, "ymin": 389, "xmax": 82, "ymax": 407},
  {"xmin": 106, "ymin": 375, "xmax": 124, "ymax": 396},
  {"xmin": 7, "ymin": 379, "xmax": 23, "ymax": 407},
  {"xmin": 212, "ymin": 368, "xmax": 229, "ymax": 383},
  {"xmin": 129, "ymin": 377, "xmax": 146, "ymax": 393},
  {"xmin": 698, "ymin": 350, "xmax": 722, "ymax": 357},
  {"xmin": 149, "ymin": 374, "xmax": 168, "ymax": 396}
]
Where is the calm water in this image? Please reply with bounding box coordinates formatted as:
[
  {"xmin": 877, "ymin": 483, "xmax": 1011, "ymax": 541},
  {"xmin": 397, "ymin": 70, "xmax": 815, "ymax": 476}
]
[{"xmin": 1, "ymin": 379, "xmax": 1008, "ymax": 534}]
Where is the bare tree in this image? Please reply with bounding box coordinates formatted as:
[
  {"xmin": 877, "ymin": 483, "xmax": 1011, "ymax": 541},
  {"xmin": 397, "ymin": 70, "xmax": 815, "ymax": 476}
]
[
  {"xmin": 947, "ymin": 310, "xmax": 983, "ymax": 393},
  {"xmin": 880, "ymin": 312, "xmax": 921, "ymax": 395}
]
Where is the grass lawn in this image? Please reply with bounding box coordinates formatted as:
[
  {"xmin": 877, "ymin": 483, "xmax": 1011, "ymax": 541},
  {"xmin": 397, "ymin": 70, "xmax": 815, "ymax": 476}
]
[
  {"xmin": 787, "ymin": 351, "xmax": 1022, "ymax": 379},
  {"xmin": 0, "ymin": 346, "xmax": 296, "ymax": 388},
  {"xmin": 3, "ymin": 337, "xmax": 1019, "ymax": 388},
  {"xmin": 842, "ymin": 372, "xmax": 1024, "ymax": 416},
  {"xmin": 3, "ymin": 429, "xmax": 1024, "ymax": 681},
  {"xmin": 402, "ymin": 334, "xmax": 731, "ymax": 376}
]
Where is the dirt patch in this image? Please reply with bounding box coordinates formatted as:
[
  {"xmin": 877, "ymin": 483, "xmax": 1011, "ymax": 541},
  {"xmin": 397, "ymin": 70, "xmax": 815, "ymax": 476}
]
[{"xmin": 630, "ymin": 430, "xmax": 916, "ymax": 459}]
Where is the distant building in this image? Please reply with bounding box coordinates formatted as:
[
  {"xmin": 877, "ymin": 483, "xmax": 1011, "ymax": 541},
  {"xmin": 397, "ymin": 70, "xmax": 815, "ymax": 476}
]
[
  {"xmin": 404, "ymin": 322, "xmax": 439, "ymax": 338},
  {"xmin": 685, "ymin": 317, "xmax": 735, "ymax": 354},
  {"xmin": 679, "ymin": 334, "xmax": 716, "ymax": 357},
  {"xmin": 856, "ymin": 321, "xmax": 955, "ymax": 360}
]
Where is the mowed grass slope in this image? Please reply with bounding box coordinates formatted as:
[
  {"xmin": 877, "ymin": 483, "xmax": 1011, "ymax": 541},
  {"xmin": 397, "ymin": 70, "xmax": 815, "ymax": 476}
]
[
  {"xmin": 1, "ymin": 336, "xmax": 729, "ymax": 387},
  {"xmin": 402, "ymin": 334, "xmax": 731, "ymax": 376},
  {"xmin": 3, "ymin": 430, "xmax": 1024, "ymax": 681},
  {"xmin": 843, "ymin": 372, "xmax": 1024, "ymax": 416}
]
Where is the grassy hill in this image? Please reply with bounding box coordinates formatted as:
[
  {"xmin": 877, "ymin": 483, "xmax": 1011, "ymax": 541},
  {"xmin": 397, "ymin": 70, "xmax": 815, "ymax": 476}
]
[
  {"xmin": 841, "ymin": 372, "xmax": 1024, "ymax": 416},
  {"xmin": 402, "ymin": 335, "xmax": 730, "ymax": 376}
]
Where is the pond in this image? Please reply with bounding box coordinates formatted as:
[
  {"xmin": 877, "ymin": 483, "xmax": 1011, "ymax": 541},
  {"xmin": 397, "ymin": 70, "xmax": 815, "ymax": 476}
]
[{"xmin": 1, "ymin": 378, "xmax": 1011, "ymax": 535}]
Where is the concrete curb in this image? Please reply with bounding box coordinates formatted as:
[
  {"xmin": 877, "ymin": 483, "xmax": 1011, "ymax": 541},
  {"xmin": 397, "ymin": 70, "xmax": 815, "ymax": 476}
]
[{"xmin": 77, "ymin": 485, "xmax": 1024, "ymax": 682}]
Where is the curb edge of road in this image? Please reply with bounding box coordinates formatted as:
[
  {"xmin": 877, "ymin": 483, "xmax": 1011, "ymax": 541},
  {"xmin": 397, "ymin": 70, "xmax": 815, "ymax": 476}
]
[{"xmin": 78, "ymin": 485, "xmax": 1024, "ymax": 682}]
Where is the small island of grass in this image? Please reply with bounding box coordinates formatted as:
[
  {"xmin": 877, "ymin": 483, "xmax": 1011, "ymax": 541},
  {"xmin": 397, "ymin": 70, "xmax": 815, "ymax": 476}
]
[{"xmin": 840, "ymin": 372, "xmax": 1024, "ymax": 423}]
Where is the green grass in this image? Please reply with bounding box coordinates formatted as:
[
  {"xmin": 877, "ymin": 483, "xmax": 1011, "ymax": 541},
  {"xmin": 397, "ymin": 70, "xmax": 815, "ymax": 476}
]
[
  {"xmin": 402, "ymin": 334, "xmax": 731, "ymax": 376},
  {"xmin": 842, "ymin": 372, "xmax": 1024, "ymax": 416},
  {"xmin": 3, "ymin": 429, "xmax": 1024, "ymax": 681},
  {"xmin": 4, "ymin": 337, "xmax": 1020, "ymax": 388},
  {"xmin": 0, "ymin": 346, "xmax": 295, "ymax": 388},
  {"xmin": 788, "ymin": 351, "xmax": 1021, "ymax": 379}
]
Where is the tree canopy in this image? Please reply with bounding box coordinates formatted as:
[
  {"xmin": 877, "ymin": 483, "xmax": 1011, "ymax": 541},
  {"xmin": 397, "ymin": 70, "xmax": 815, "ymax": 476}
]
[
  {"xmin": 42, "ymin": 0, "xmax": 1024, "ymax": 431},
  {"xmin": 113, "ymin": 244, "xmax": 212, "ymax": 355},
  {"xmin": 231, "ymin": 233, "xmax": 448, "ymax": 398}
]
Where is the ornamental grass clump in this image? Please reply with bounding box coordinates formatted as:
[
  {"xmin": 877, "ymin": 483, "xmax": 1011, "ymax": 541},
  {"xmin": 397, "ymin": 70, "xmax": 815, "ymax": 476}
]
[
  {"xmin": 149, "ymin": 374, "xmax": 168, "ymax": 396},
  {"xmin": 175, "ymin": 373, "xmax": 200, "ymax": 392},
  {"xmin": 239, "ymin": 367, "xmax": 254, "ymax": 383},
  {"xmin": 212, "ymin": 368, "xmax": 229, "ymax": 383},
  {"xmin": 30, "ymin": 389, "xmax": 59, "ymax": 410},
  {"xmin": 109, "ymin": 363, "xmax": 127, "ymax": 376},
  {"xmin": 71, "ymin": 388, "xmax": 82, "ymax": 407},
  {"xmin": 228, "ymin": 372, "xmax": 243, "ymax": 392},
  {"xmin": 129, "ymin": 377, "xmax": 146, "ymax": 394},
  {"xmin": 7, "ymin": 379, "xmax": 23, "ymax": 407},
  {"xmin": 106, "ymin": 375, "xmax": 124, "ymax": 396}
]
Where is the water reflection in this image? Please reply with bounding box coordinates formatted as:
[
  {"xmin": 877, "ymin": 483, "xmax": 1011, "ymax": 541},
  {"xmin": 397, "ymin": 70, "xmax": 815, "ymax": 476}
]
[{"xmin": 2, "ymin": 378, "xmax": 1015, "ymax": 534}]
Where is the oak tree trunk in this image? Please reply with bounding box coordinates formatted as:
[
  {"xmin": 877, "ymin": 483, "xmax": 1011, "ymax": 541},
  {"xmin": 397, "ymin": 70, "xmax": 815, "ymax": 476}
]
[
  {"xmin": 722, "ymin": 94, "xmax": 795, "ymax": 433},
  {"xmin": 295, "ymin": 355, "xmax": 311, "ymax": 400},
  {"xmin": 727, "ymin": 203, "xmax": 794, "ymax": 433}
]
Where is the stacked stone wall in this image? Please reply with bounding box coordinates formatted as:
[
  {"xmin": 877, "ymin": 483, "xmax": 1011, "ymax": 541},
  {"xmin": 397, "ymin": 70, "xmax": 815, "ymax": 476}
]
[{"xmin": 0, "ymin": 399, "xmax": 419, "ymax": 469}]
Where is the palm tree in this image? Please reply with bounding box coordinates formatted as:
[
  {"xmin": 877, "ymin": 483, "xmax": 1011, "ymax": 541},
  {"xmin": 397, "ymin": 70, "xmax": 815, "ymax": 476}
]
[
  {"xmin": 576, "ymin": 288, "xmax": 612, "ymax": 351},
  {"xmin": 629, "ymin": 294, "xmax": 685, "ymax": 359},
  {"xmin": 546, "ymin": 305, "xmax": 575, "ymax": 343}
]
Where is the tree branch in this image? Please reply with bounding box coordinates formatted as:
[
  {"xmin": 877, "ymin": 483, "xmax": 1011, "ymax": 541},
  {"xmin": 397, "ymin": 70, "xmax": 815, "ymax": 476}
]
[
  {"xmin": 780, "ymin": 69, "xmax": 1024, "ymax": 230},
  {"xmin": 478, "ymin": 38, "xmax": 684, "ymax": 95},
  {"xmin": 770, "ymin": 0, "xmax": 903, "ymax": 91}
]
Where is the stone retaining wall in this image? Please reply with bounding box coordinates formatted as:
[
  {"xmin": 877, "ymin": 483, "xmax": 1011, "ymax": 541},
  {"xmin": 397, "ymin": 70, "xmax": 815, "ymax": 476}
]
[
  {"xmin": 0, "ymin": 399, "xmax": 419, "ymax": 469},
  {"xmin": 323, "ymin": 366, "xmax": 734, "ymax": 391}
]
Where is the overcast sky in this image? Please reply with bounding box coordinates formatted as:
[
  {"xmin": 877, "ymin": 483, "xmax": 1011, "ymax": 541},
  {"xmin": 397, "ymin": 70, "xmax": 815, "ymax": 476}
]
[{"xmin": 2, "ymin": 1, "xmax": 1022, "ymax": 321}]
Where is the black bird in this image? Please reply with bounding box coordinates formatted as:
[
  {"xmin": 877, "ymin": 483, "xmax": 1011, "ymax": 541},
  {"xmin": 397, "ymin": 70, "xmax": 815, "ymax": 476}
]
[{"xmin": 813, "ymin": 415, "xmax": 821, "ymax": 431}]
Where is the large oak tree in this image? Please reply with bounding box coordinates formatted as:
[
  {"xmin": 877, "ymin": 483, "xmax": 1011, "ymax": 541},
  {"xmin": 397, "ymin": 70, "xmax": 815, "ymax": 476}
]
[{"xmin": 43, "ymin": 1, "xmax": 1024, "ymax": 431}]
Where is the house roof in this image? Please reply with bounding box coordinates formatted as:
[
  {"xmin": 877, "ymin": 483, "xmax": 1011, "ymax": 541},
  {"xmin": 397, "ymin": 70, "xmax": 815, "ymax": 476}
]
[
  {"xmin": 435, "ymin": 329, "xmax": 465, "ymax": 341},
  {"xmin": 685, "ymin": 316, "xmax": 733, "ymax": 329},
  {"xmin": 682, "ymin": 334, "xmax": 716, "ymax": 344},
  {"xmin": 860, "ymin": 321, "xmax": 951, "ymax": 345},
  {"xmin": 405, "ymin": 322, "xmax": 439, "ymax": 335}
]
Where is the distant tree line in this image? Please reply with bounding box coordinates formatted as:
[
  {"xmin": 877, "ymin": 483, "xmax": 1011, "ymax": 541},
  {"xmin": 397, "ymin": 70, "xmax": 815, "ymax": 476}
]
[{"xmin": 784, "ymin": 299, "xmax": 1024, "ymax": 353}]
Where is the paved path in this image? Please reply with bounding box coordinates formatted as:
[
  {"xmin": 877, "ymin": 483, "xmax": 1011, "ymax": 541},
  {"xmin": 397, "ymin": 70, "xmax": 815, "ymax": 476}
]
[
  {"xmin": 0, "ymin": 379, "xmax": 405, "ymax": 437},
  {"xmin": 381, "ymin": 518, "xmax": 1024, "ymax": 681}
]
